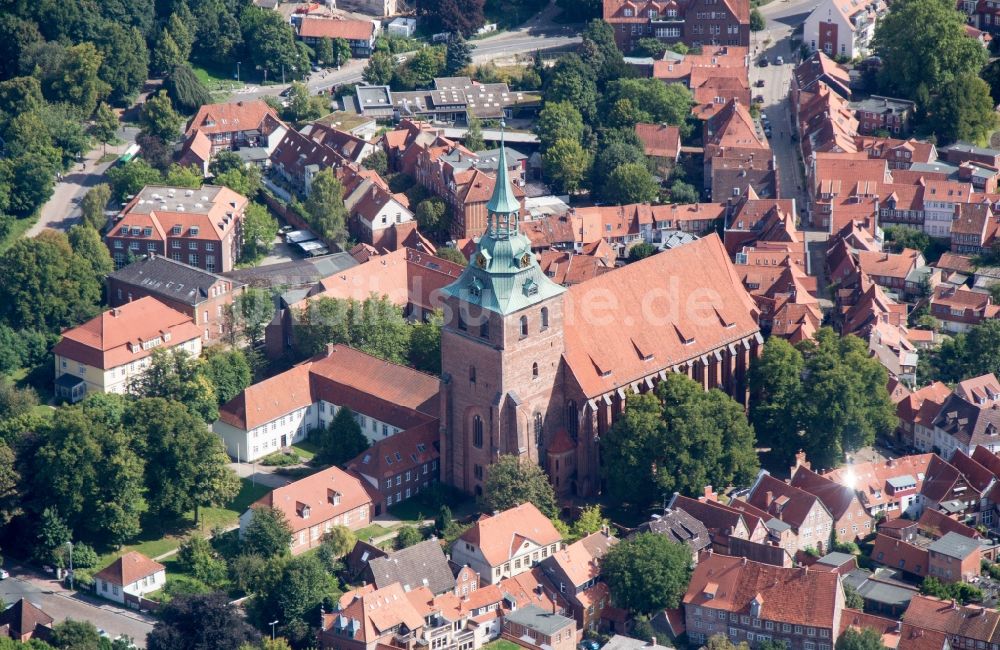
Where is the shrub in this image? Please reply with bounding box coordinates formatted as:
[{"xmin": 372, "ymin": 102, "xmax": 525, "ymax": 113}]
[{"xmin": 259, "ymin": 451, "xmax": 301, "ymax": 467}]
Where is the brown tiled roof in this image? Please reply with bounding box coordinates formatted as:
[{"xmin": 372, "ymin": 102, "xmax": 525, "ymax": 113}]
[
  {"xmin": 857, "ymin": 249, "xmax": 922, "ymax": 281},
  {"xmin": 113, "ymin": 185, "xmax": 248, "ymax": 243},
  {"xmin": 871, "ymin": 534, "xmax": 928, "ymax": 576},
  {"xmin": 898, "ymin": 622, "xmax": 949, "ymax": 650},
  {"xmin": 684, "ymin": 553, "xmax": 840, "ymax": 627},
  {"xmin": 839, "ymin": 609, "xmax": 901, "ymax": 647},
  {"xmin": 634, "ymin": 123, "xmax": 681, "ymax": 159},
  {"xmin": 936, "ymin": 253, "xmax": 976, "ymax": 274},
  {"xmin": 520, "ymin": 214, "xmax": 575, "ymax": 249},
  {"xmin": 186, "ymin": 100, "xmax": 282, "ymax": 137},
  {"xmin": 218, "ymin": 344, "xmax": 440, "ymax": 431},
  {"xmin": 747, "ymin": 473, "xmax": 830, "ymax": 530},
  {"xmin": 789, "ymin": 465, "xmax": 860, "ymax": 520},
  {"xmin": 918, "ymin": 508, "xmax": 981, "ymax": 540},
  {"xmin": 457, "ymin": 504, "xmax": 561, "ymax": 567},
  {"xmin": 545, "ymin": 532, "xmax": 617, "ymax": 587},
  {"xmin": 824, "ymin": 454, "xmax": 935, "ymax": 510},
  {"xmin": 563, "ymin": 234, "xmax": 760, "ymax": 399},
  {"xmin": 896, "ymin": 382, "xmax": 951, "ymax": 428},
  {"xmin": 94, "ymin": 551, "xmax": 165, "ymax": 587},
  {"xmin": 53, "ymin": 297, "xmax": 202, "ymax": 371},
  {"xmin": 327, "ymin": 583, "xmax": 425, "ymax": 643},
  {"xmin": 948, "ymin": 450, "xmax": 995, "ymax": 494},
  {"xmin": 254, "ymin": 465, "xmax": 375, "ymax": 536},
  {"xmin": 298, "ymin": 16, "xmax": 375, "ymax": 40},
  {"xmin": 348, "ymin": 419, "xmax": 439, "ymax": 482},
  {"xmin": 902, "ymin": 595, "xmax": 1000, "ymax": 644},
  {"xmin": 0, "ymin": 599, "xmax": 53, "ymax": 639}
]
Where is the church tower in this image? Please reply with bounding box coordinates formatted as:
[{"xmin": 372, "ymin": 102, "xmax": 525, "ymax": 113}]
[{"xmin": 439, "ymin": 133, "xmax": 567, "ymax": 496}]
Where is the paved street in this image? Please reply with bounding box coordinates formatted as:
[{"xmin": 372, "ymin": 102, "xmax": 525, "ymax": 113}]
[
  {"xmin": 31, "ymin": 125, "xmax": 139, "ymax": 237},
  {"xmin": 0, "ymin": 564, "xmax": 154, "ymax": 646}
]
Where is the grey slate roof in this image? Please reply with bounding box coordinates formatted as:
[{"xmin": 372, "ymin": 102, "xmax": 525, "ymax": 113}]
[
  {"xmin": 927, "ymin": 531, "xmax": 979, "ymax": 560},
  {"xmin": 816, "ymin": 551, "xmax": 855, "ymax": 567},
  {"xmin": 637, "ymin": 508, "xmax": 710, "ymax": 553},
  {"xmin": 223, "ymin": 253, "xmax": 358, "ymax": 292},
  {"xmin": 367, "ymin": 539, "xmax": 456, "ymax": 595},
  {"xmin": 109, "ymin": 254, "xmax": 239, "ymax": 306},
  {"xmin": 504, "ymin": 604, "xmax": 574, "ymax": 636}
]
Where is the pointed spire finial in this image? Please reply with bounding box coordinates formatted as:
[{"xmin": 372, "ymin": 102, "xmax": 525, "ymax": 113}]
[{"xmin": 486, "ymin": 120, "xmax": 520, "ymax": 233}]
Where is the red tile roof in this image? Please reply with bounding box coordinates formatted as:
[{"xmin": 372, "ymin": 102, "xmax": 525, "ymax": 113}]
[
  {"xmin": 634, "ymin": 123, "xmax": 681, "ymax": 159},
  {"xmin": 94, "ymin": 551, "xmax": 165, "ymax": 587},
  {"xmin": 457, "ymin": 503, "xmax": 561, "ymax": 567},
  {"xmin": 747, "ymin": 473, "xmax": 830, "ymax": 530},
  {"xmin": 298, "ymin": 16, "xmax": 376, "ymax": 41},
  {"xmin": 53, "ymin": 297, "xmax": 202, "ymax": 371},
  {"xmin": 185, "ymin": 100, "xmax": 282, "ymax": 137},
  {"xmin": 902, "ymin": 595, "xmax": 1000, "ymax": 644},
  {"xmin": 871, "ymin": 534, "xmax": 928, "ymax": 576},
  {"xmin": 253, "ymin": 465, "xmax": 375, "ymax": 536},
  {"xmin": 684, "ymin": 553, "xmax": 841, "ymax": 628},
  {"xmin": 348, "ymin": 419, "xmax": 439, "ymax": 482},
  {"xmin": 562, "ymin": 234, "xmax": 760, "ymax": 399}
]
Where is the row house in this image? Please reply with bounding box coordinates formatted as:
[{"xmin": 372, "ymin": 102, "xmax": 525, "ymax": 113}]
[
  {"xmin": 107, "ymin": 254, "xmax": 243, "ymax": 345},
  {"xmin": 214, "ymin": 344, "xmax": 441, "ymax": 462},
  {"xmin": 789, "ymin": 453, "xmax": 874, "ymax": 543},
  {"xmin": 850, "ymin": 96, "xmax": 915, "ymax": 137},
  {"xmin": 347, "ymin": 420, "xmax": 440, "ymax": 511},
  {"xmin": 320, "ymin": 583, "xmax": 426, "ymax": 650},
  {"xmin": 822, "ymin": 454, "xmax": 970, "ymax": 520},
  {"xmin": 302, "ymin": 122, "xmax": 376, "ymax": 166},
  {"xmin": 569, "ymin": 202, "xmax": 726, "ymax": 257},
  {"xmin": 856, "ymin": 248, "xmax": 926, "ymax": 295},
  {"xmin": 180, "ymin": 100, "xmax": 287, "ymax": 173},
  {"xmin": 53, "ymin": 297, "xmax": 202, "ymax": 403},
  {"xmin": 897, "ymin": 381, "xmax": 952, "ymax": 451},
  {"xmin": 683, "ymin": 552, "xmax": 845, "ymax": 650},
  {"xmin": 603, "ymin": 0, "xmax": 751, "ymax": 52},
  {"xmin": 451, "ymin": 504, "xmax": 563, "ymax": 586},
  {"xmin": 539, "ymin": 531, "xmax": 618, "ymax": 632},
  {"xmin": 924, "ymin": 180, "xmax": 974, "ymax": 237},
  {"xmin": 105, "ymin": 185, "xmax": 248, "ymax": 273},
  {"xmin": 655, "ymin": 45, "xmax": 751, "ymax": 120},
  {"xmin": 637, "ymin": 508, "xmax": 712, "ymax": 561},
  {"xmin": 746, "ymin": 472, "xmax": 835, "ymax": 554},
  {"xmin": 337, "ymin": 163, "xmax": 416, "ymax": 250},
  {"xmin": 803, "ymin": 0, "xmax": 886, "ymax": 58},
  {"xmin": 270, "ymin": 128, "xmax": 348, "ymax": 197},
  {"xmin": 931, "ymin": 374, "xmax": 1000, "ymax": 461},
  {"xmin": 870, "ymin": 529, "xmax": 981, "ymax": 583},
  {"xmin": 239, "ymin": 466, "xmax": 375, "ymax": 555},
  {"xmin": 668, "ymin": 494, "xmax": 770, "ymax": 553},
  {"xmin": 704, "ymin": 100, "xmax": 778, "ymax": 201},
  {"xmin": 296, "ymin": 16, "xmax": 379, "ymax": 57},
  {"xmin": 723, "ymin": 189, "xmax": 801, "ymax": 256},
  {"xmin": 902, "ymin": 595, "xmax": 1000, "ymax": 650},
  {"xmin": 929, "ymin": 285, "xmax": 999, "ymax": 334},
  {"xmin": 951, "ymin": 202, "xmax": 1000, "ymax": 255}
]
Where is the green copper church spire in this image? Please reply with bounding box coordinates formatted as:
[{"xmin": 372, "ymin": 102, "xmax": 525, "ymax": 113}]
[{"xmin": 485, "ymin": 126, "xmax": 521, "ymax": 237}]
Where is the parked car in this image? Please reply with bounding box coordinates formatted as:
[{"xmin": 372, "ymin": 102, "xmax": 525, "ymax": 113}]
[
  {"xmin": 754, "ymin": 95, "xmax": 765, "ymax": 103},
  {"xmin": 758, "ymin": 57, "xmax": 769, "ymax": 67},
  {"xmin": 775, "ymin": 55, "xmax": 784, "ymax": 65},
  {"xmin": 755, "ymin": 79, "xmax": 765, "ymax": 87},
  {"xmin": 0, "ymin": 569, "xmax": 9, "ymax": 580}
]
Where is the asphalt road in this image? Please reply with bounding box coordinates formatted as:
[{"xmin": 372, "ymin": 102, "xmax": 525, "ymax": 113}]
[
  {"xmin": 0, "ymin": 564, "xmax": 155, "ymax": 646},
  {"xmin": 31, "ymin": 125, "xmax": 139, "ymax": 237}
]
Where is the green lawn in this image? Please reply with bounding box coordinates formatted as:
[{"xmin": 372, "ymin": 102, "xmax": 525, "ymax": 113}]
[
  {"xmin": 292, "ymin": 440, "xmax": 319, "ymax": 461},
  {"xmin": 483, "ymin": 641, "xmax": 523, "ymax": 650},
  {"xmin": 354, "ymin": 523, "xmax": 392, "ymax": 542},
  {"xmin": 94, "ymin": 479, "xmax": 270, "ymax": 569},
  {"xmin": 0, "ymin": 213, "xmax": 39, "ymax": 253},
  {"xmin": 387, "ymin": 499, "xmax": 436, "ymax": 524},
  {"xmin": 192, "ymin": 63, "xmax": 246, "ymax": 94}
]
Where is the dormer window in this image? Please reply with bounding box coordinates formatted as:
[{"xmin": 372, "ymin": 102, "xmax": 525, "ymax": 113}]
[
  {"xmin": 190, "ymin": 226, "xmax": 200, "ymax": 236},
  {"xmin": 172, "ymin": 225, "xmax": 181, "ymax": 235},
  {"xmin": 523, "ymin": 279, "xmax": 538, "ymax": 297},
  {"xmin": 328, "ymin": 489, "xmax": 341, "ymax": 506},
  {"xmin": 296, "ymin": 502, "xmax": 311, "ymax": 519}
]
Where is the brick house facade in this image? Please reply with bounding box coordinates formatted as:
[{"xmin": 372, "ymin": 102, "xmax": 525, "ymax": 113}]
[{"xmin": 604, "ymin": 0, "xmax": 751, "ymax": 53}]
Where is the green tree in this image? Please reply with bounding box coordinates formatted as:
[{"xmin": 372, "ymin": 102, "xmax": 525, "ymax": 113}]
[
  {"xmin": 4, "ymin": 150, "xmax": 58, "ymax": 216},
  {"xmin": 409, "ymin": 310, "xmax": 443, "ymax": 375},
  {"xmin": 210, "ymin": 152, "xmax": 247, "ymax": 177},
  {"xmin": 271, "ymin": 554, "xmax": 336, "ymax": 624},
  {"xmin": 930, "ymin": 73, "xmax": 997, "ymax": 145},
  {"xmin": 415, "ymin": 197, "xmax": 448, "ymax": 234},
  {"xmin": 395, "ymin": 526, "xmax": 424, "ymax": 550},
  {"xmin": 835, "ymin": 628, "xmax": 888, "ymax": 650},
  {"xmin": 313, "ymin": 406, "xmax": 370, "ymax": 466},
  {"xmin": 240, "ymin": 7, "xmax": 310, "ymax": 83},
  {"xmin": 543, "ymin": 138, "xmax": 592, "ymax": 194},
  {"xmin": 47, "ymin": 42, "xmax": 110, "ymax": 117},
  {"xmin": 162, "ymin": 163, "xmax": 203, "ymax": 190},
  {"xmin": 0, "ymin": 231, "xmax": 102, "ymax": 333},
  {"xmin": 445, "ymin": 35, "xmax": 473, "ymax": 76},
  {"xmin": 90, "ymin": 103, "xmax": 119, "ymax": 155},
  {"xmin": 555, "ymin": 0, "xmax": 602, "ymax": 20},
  {"xmin": 844, "ymin": 583, "xmax": 865, "ymax": 609},
  {"xmin": 315, "ymin": 38, "xmax": 335, "ymax": 66},
  {"xmin": 535, "ymin": 101, "xmax": 585, "ymax": 151},
  {"xmin": 436, "ymin": 247, "xmax": 467, "ymax": 266},
  {"xmin": 243, "ymin": 506, "xmax": 293, "ymax": 557},
  {"xmin": 215, "ymin": 165, "xmax": 262, "ymax": 198},
  {"xmin": 417, "ymin": 0, "xmax": 485, "ymax": 36},
  {"xmin": 607, "ymin": 78, "xmax": 692, "ymax": 129},
  {"xmin": 929, "ymin": 320, "xmax": 1000, "ymax": 381},
  {"xmin": 177, "ymin": 535, "xmax": 228, "ymax": 587},
  {"xmin": 592, "ymin": 139, "xmax": 647, "ymax": 200},
  {"xmin": 634, "ymin": 38, "xmax": 669, "ymax": 58},
  {"xmin": 0, "ymin": 14, "xmax": 44, "ymax": 81},
  {"xmin": 481, "ymin": 455, "xmax": 557, "ymax": 517},
  {"xmin": 151, "ymin": 28, "xmax": 184, "ymax": 77},
  {"xmin": 0, "ymin": 77, "xmax": 44, "ymax": 132},
  {"xmin": 602, "ymin": 532, "xmax": 692, "ymax": 614},
  {"xmin": 130, "ymin": 350, "xmax": 218, "ymax": 422},
  {"xmin": 544, "ymin": 54, "xmax": 599, "ymax": 121},
  {"xmin": 50, "ymin": 620, "xmax": 103, "ymax": 650},
  {"xmin": 571, "ymin": 505, "xmax": 608, "ymax": 539},
  {"xmin": 285, "ymin": 82, "xmax": 324, "ymax": 123},
  {"xmin": 605, "ymin": 162, "xmax": 659, "ymax": 204},
  {"xmin": 106, "ymin": 159, "xmax": 162, "ymax": 201},
  {"xmin": 148, "ymin": 593, "xmax": 260, "ymax": 650},
  {"xmin": 607, "ymin": 97, "xmax": 651, "ymax": 129},
  {"xmin": 202, "ymin": 347, "xmax": 253, "ymax": 406},
  {"xmin": 363, "ymin": 51, "xmax": 396, "ymax": 86},
  {"xmin": 94, "ymin": 23, "xmax": 149, "ymax": 105},
  {"xmin": 317, "ymin": 526, "xmax": 356, "ymax": 569},
  {"xmin": 163, "ymin": 64, "xmax": 213, "ymax": 114},
  {"xmin": 331, "ymin": 38, "xmax": 352, "ymax": 68},
  {"xmin": 241, "ymin": 203, "xmax": 278, "ymax": 263},
  {"xmin": 749, "ymin": 337, "xmax": 805, "ymax": 465},
  {"xmin": 750, "ymin": 8, "xmax": 766, "ymax": 31},
  {"xmin": 294, "ymin": 295, "xmax": 411, "ymax": 363},
  {"xmin": 35, "ymin": 507, "xmax": 71, "ymax": 563},
  {"xmin": 139, "ymin": 90, "xmax": 184, "ymax": 143},
  {"xmin": 603, "ymin": 374, "xmax": 759, "ymax": 508},
  {"xmin": 627, "ymin": 242, "xmax": 657, "ymax": 263},
  {"xmin": 669, "ymin": 180, "xmax": 699, "ymax": 204},
  {"xmin": 304, "ymin": 167, "xmax": 348, "ymax": 243},
  {"xmin": 464, "ymin": 114, "xmax": 486, "ymax": 152},
  {"xmin": 362, "ymin": 150, "xmax": 388, "ymax": 176},
  {"xmin": 873, "ymin": 0, "xmax": 988, "ymax": 99},
  {"xmin": 67, "ymin": 224, "xmax": 114, "ymax": 286},
  {"xmin": 0, "ymin": 441, "xmax": 21, "ymax": 527},
  {"xmin": 228, "ymin": 287, "xmax": 274, "ymax": 349}
]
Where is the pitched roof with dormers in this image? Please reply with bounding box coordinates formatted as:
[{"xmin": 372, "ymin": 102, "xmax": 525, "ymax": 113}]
[
  {"xmin": 251, "ymin": 465, "xmax": 376, "ymax": 537},
  {"xmin": 53, "ymin": 297, "xmax": 202, "ymax": 371},
  {"xmin": 456, "ymin": 503, "xmax": 562, "ymax": 568},
  {"xmin": 684, "ymin": 552, "xmax": 841, "ymax": 628},
  {"xmin": 185, "ymin": 100, "xmax": 283, "ymax": 138},
  {"xmin": 747, "ymin": 472, "xmax": 832, "ymax": 531}
]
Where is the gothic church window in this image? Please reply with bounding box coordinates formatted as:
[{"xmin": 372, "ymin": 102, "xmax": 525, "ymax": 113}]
[{"xmin": 473, "ymin": 415, "xmax": 484, "ymax": 448}]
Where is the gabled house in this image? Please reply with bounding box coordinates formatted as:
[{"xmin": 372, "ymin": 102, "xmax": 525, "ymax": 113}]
[
  {"xmin": 451, "ymin": 503, "xmax": 563, "ymax": 585},
  {"xmin": 297, "ymin": 16, "xmax": 379, "ymax": 57},
  {"xmin": 364, "ymin": 539, "xmax": 457, "ymax": 595},
  {"xmin": 539, "ymin": 531, "xmax": 617, "ymax": 632},
  {"xmin": 931, "ymin": 374, "xmax": 1000, "ymax": 460},
  {"xmin": 180, "ymin": 100, "xmax": 287, "ymax": 172},
  {"xmin": 0, "ymin": 599, "xmax": 53, "ymax": 642},
  {"xmin": 803, "ymin": 0, "xmax": 886, "ymax": 58},
  {"xmin": 790, "ymin": 454, "xmax": 874, "ymax": 542},
  {"xmin": 320, "ymin": 583, "xmax": 425, "ymax": 650},
  {"xmin": 746, "ymin": 471, "xmax": 835, "ymax": 554},
  {"xmin": 603, "ymin": 0, "xmax": 751, "ymax": 51},
  {"xmin": 94, "ymin": 552, "xmax": 166, "ymax": 605},
  {"xmin": 240, "ymin": 465, "xmax": 376, "ymax": 555}
]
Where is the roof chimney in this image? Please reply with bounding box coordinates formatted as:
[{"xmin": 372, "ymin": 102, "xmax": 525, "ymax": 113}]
[{"xmin": 765, "ymin": 491, "xmax": 774, "ymax": 507}]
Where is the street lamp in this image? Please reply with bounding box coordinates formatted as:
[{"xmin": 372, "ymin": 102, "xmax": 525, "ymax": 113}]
[
  {"xmin": 236, "ymin": 61, "xmax": 241, "ymax": 82},
  {"xmin": 269, "ymin": 620, "xmax": 279, "ymax": 640},
  {"xmin": 66, "ymin": 541, "xmax": 74, "ymax": 591}
]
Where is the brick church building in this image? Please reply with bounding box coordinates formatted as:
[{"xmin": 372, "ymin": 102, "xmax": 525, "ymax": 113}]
[{"xmin": 438, "ymin": 137, "xmax": 763, "ymax": 498}]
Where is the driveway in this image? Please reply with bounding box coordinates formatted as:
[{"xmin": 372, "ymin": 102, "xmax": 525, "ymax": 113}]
[
  {"xmin": 30, "ymin": 125, "xmax": 140, "ymax": 237},
  {"xmin": 228, "ymin": 462, "xmax": 293, "ymax": 489},
  {"xmin": 0, "ymin": 563, "xmax": 155, "ymax": 646}
]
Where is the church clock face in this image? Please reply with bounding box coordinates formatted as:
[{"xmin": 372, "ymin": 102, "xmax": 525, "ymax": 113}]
[
  {"xmin": 519, "ymin": 253, "xmax": 532, "ymax": 268},
  {"xmin": 476, "ymin": 253, "xmax": 487, "ymax": 269}
]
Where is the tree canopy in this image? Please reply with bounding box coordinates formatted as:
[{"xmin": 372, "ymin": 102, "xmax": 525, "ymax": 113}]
[
  {"xmin": 601, "ymin": 532, "xmax": 693, "ymax": 614},
  {"xmin": 480, "ymin": 455, "xmax": 557, "ymax": 517}
]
